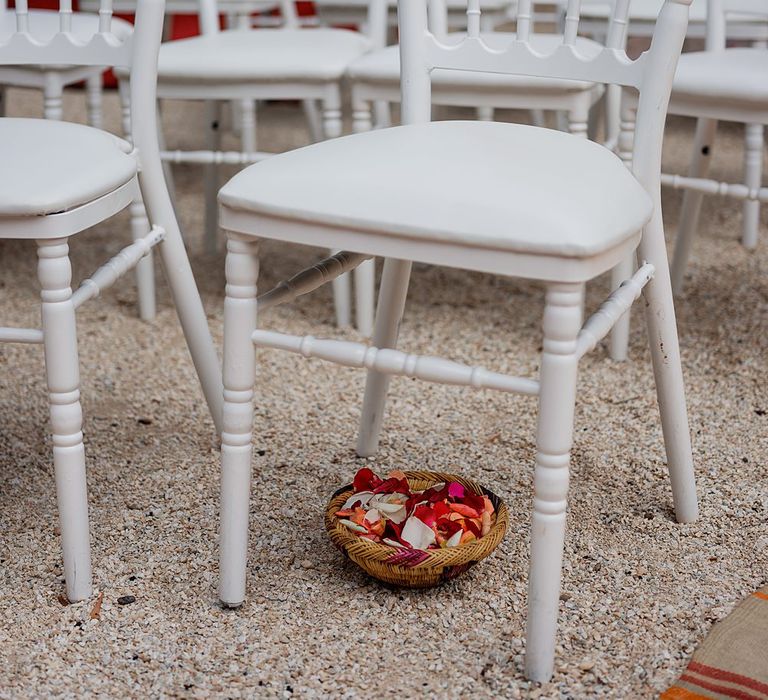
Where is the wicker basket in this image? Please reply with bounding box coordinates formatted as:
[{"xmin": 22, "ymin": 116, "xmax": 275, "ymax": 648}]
[{"xmin": 324, "ymin": 470, "xmax": 508, "ymax": 588}]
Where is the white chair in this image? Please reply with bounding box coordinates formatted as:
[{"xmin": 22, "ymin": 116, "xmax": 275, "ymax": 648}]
[
  {"xmin": 607, "ymin": 0, "xmax": 767, "ymax": 359},
  {"xmin": 0, "ymin": 0, "xmax": 133, "ymax": 125},
  {"xmin": 663, "ymin": 0, "xmax": 768, "ymax": 292},
  {"xmin": 0, "ymin": 0, "xmax": 222, "ymax": 602},
  {"xmin": 216, "ymin": 0, "xmax": 699, "ymax": 682},
  {"xmin": 579, "ymin": 0, "xmax": 768, "ymax": 255},
  {"xmin": 118, "ymin": 0, "xmax": 379, "ymax": 334}
]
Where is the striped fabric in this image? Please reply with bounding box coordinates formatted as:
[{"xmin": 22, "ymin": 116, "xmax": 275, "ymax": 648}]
[{"xmin": 662, "ymin": 587, "xmax": 768, "ymax": 700}]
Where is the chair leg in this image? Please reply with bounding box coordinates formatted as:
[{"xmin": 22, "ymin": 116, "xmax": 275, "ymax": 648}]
[
  {"xmin": 37, "ymin": 239, "xmax": 92, "ymax": 603},
  {"xmin": 129, "ymin": 192, "xmax": 157, "ymax": 321},
  {"xmin": 354, "ymin": 259, "xmax": 376, "ymax": 338},
  {"xmin": 240, "ymin": 99, "xmax": 257, "ymax": 153},
  {"xmin": 323, "ymin": 92, "xmax": 352, "ymax": 328},
  {"xmin": 204, "ymin": 100, "xmax": 222, "ymax": 254},
  {"xmin": 670, "ymin": 118, "xmax": 717, "ymax": 295},
  {"xmin": 356, "ymin": 259, "xmax": 412, "ymax": 457},
  {"xmin": 156, "ymin": 102, "xmax": 178, "ymax": 207},
  {"xmin": 350, "ymin": 97, "xmax": 376, "ymax": 338},
  {"xmin": 477, "ymin": 106, "xmax": 494, "ymax": 122},
  {"xmin": 742, "ymin": 123, "xmax": 763, "ymax": 250},
  {"xmin": 138, "ymin": 159, "xmax": 224, "ymax": 432},
  {"xmin": 118, "ymin": 80, "xmax": 157, "ymax": 321},
  {"xmin": 85, "ymin": 73, "xmax": 103, "ymax": 129},
  {"xmin": 219, "ymin": 233, "xmax": 259, "ymax": 606},
  {"xmin": 43, "ymin": 73, "xmax": 63, "ymax": 120},
  {"xmin": 608, "ymin": 252, "xmax": 635, "ymax": 361},
  {"xmin": 639, "ymin": 215, "xmax": 698, "ymax": 524},
  {"xmin": 302, "ymin": 99, "xmax": 324, "ymax": 144},
  {"xmin": 609, "ymin": 104, "xmax": 638, "ymax": 360},
  {"xmin": 525, "ymin": 282, "xmax": 583, "ymax": 683}
]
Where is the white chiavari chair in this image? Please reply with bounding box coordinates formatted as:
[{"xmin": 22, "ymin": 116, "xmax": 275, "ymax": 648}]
[
  {"xmin": 215, "ymin": 0, "xmax": 699, "ymax": 681},
  {"xmin": 117, "ymin": 0, "xmax": 382, "ymax": 335},
  {"xmin": 0, "ymin": 0, "xmax": 133, "ymax": 125},
  {"xmin": 608, "ymin": 0, "xmax": 768, "ymax": 359},
  {"xmin": 664, "ymin": 0, "xmax": 768, "ymax": 292},
  {"xmin": 0, "ymin": 0, "xmax": 222, "ymax": 602}
]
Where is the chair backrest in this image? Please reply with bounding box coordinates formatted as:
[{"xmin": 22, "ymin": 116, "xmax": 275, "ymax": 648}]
[
  {"xmin": 399, "ymin": 0, "xmax": 692, "ymax": 196},
  {"xmin": 707, "ymin": 0, "xmax": 768, "ymax": 48},
  {"xmin": 196, "ymin": 0, "xmax": 388, "ymax": 49},
  {"xmin": 0, "ymin": 0, "xmax": 167, "ymax": 204}
]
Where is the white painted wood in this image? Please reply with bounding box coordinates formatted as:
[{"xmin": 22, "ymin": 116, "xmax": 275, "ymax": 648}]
[
  {"xmin": 219, "ymin": 234, "xmax": 259, "ymax": 607},
  {"xmin": 71, "ymin": 226, "xmax": 164, "ymax": 308},
  {"xmin": 670, "ymin": 117, "xmax": 718, "ymax": 294},
  {"xmin": 253, "ymin": 330, "xmax": 541, "ymax": 395},
  {"xmin": 577, "ymin": 263, "xmax": 654, "ymax": 358},
  {"xmin": 160, "ymin": 149, "xmax": 272, "ymax": 165},
  {"xmin": 257, "ymin": 250, "xmax": 372, "ymax": 312},
  {"xmin": 660, "ymin": 0, "xmax": 768, "ymax": 290},
  {"xmin": 144, "ymin": 0, "xmax": 383, "ymax": 332},
  {"xmin": 204, "ymin": 100, "xmax": 222, "ymax": 254},
  {"xmin": 741, "ymin": 122, "xmax": 763, "ymax": 249},
  {"xmin": 354, "ymin": 258, "xmax": 376, "ymax": 337},
  {"xmin": 0, "ymin": 326, "xmax": 43, "ymax": 343},
  {"xmin": 526, "ymin": 282, "xmax": 582, "ymax": 682},
  {"xmin": 357, "ymin": 258, "xmax": 412, "ymax": 457},
  {"xmin": 85, "ymin": 73, "xmax": 103, "ymax": 129},
  {"xmin": 216, "ymin": 0, "xmax": 698, "ymax": 682},
  {"xmin": 1, "ymin": 0, "xmax": 224, "ymax": 601},
  {"xmin": 37, "ymin": 239, "xmax": 92, "ymax": 603}
]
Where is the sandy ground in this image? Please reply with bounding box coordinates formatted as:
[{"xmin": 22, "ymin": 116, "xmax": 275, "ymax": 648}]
[{"xmin": 0, "ymin": 86, "xmax": 766, "ymax": 699}]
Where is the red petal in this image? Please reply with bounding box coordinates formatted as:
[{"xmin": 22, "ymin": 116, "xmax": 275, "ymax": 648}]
[
  {"xmin": 353, "ymin": 467, "xmax": 382, "ymax": 492},
  {"xmin": 414, "ymin": 504, "xmax": 437, "ymax": 528}
]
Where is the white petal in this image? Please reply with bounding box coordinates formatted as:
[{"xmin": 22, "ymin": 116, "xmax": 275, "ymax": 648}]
[
  {"xmin": 401, "ymin": 516, "xmax": 436, "ymax": 550},
  {"xmin": 382, "ymin": 538, "xmax": 406, "ymax": 549},
  {"xmin": 445, "ymin": 530, "xmax": 462, "ymax": 548},
  {"xmin": 339, "ymin": 519, "xmax": 368, "ymax": 534},
  {"xmin": 386, "ymin": 506, "xmax": 408, "ymax": 524},
  {"xmin": 342, "ymin": 491, "xmax": 374, "ymax": 511},
  {"xmin": 364, "ymin": 509, "xmax": 381, "ymax": 524}
]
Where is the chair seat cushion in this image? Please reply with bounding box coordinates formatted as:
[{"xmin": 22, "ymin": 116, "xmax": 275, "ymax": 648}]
[
  {"xmin": 155, "ymin": 28, "xmax": 371, "ymax": 83},
  {"xmin": 0, "ymin": 118, "xmax": 137, "ymax": 217},
  {"xmin": 0, "ymin": 10, "xmax": 133, "ymax": 42},
  {"xmin": 219, "ymin": 121, "xmax": 652, "ymax": 258},
  {"xmin": 348, "ymin": 33, "xmax": 601, "ymax": 93},
  {"xmin": 672, "ymin": 48, "xmax": 768, "ymax": 110}
]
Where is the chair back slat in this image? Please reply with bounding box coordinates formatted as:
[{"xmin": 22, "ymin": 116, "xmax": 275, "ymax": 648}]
[
  {"xmin": 15, "ymin": 0, "xmax": 29, "ymax": 33},
  {"xmin": 466, "ymin": 0, "xmax": 481, "ymax": 37},
  {"xmin": 708, "ymin": 0, "xmax": 768, "ymax": 49},
  {"xmin": 399, "ymin": 0, "xmax": 693, "ymax": 197},
  {"xmin": 516, "ymin": 0, "xmax": 533, "ymax": 41},
  {"xmin": 562, "ymin": 0, "xmax": 582, "ymax": 45},
  {"xmin": 59, "ymin": 0, "xmax": 72, "ymax": 33},
  {"xmin": 99, "ymin": 0, "xmax": 114, "ymax": 33},
  {"xmin": 1, "ymin": 0, "xmax": 134, "ymax": 67}
]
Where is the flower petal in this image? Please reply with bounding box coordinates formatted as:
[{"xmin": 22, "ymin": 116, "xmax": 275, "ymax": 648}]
[{"xmin": 401, "ymin": 515, "xmax": 437, "ymax": 550}]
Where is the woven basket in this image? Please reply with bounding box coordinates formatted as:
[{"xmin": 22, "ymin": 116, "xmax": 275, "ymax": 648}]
[{"xmin": 324, "ymin": 470, "xmax": 508, "ymax": 588}]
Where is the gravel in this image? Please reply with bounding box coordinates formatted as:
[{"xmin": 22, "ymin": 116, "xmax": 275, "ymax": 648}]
[{"xmin": 0, "ymin": 85, "xmax": 765, "ymax": 699}]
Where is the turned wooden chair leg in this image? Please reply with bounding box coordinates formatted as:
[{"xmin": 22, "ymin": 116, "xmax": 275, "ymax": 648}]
[
  {"xmin": 85, "ymin": 73, "xmax": 103, "ymax": 129},
  {"xmin": 525, "ymin": 282, "xmax": 582, "ymax": 683},
  {"xmin": 38, "ymin": 239, "xmax": 92, "ymax": 603},
  {"xmin": 742, "ymin": 122, "xmax": 763, "ymax": 250},
  {"xmin": 671, "ymin": 118, "xmax": 718, "ymax": 295},
  {"xmin": 640, "ymin": 215, "xmax": 698, "ymax": 524},
  {"xmin": 609, "ymin": 104, "xmax": 638, "ymax": 361},
  {"xmin": 43, "ymin": 72, "xmax": 64, "ymax": 120},
  {"xmin": 119, "ymin": 80, "xmax": 157, "ymax": 321},
  {"xmin": 350, "ymin": 96, "xmax": 376, "ymax": 338},
  {"xmin": 322, "ymin": 91, "xmax": 353, "ymax": 328},
  {"xmin": 204, "ymin": 100, "xmax": 222, "ymax": 254},
  {"xmin": 302, "ymin": 99, "xmax": 323, "ymax": 144},
  {"xmin": 356, "ymin": 258, "xmax": 412, "ymax": 457},
  {"xmin": 219, "ymin": 233, "xmax": 259, "ymax": 607}
]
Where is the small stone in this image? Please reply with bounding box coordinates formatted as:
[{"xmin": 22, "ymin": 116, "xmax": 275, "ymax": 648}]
[
  {"xmin": 117, "ymin": 595, "xmax": 136, "ymax": 606},
  {"xmin": 300, "ymin": 559, "xmax": 314, "ymax": 569},
  {"xmin": 580, "ymin": 660, "xmax": 595, "ymax": 671}
]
